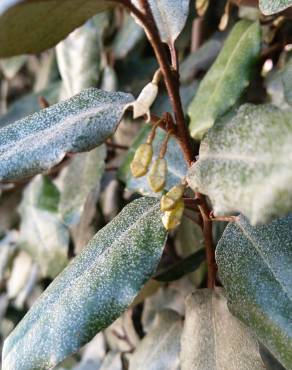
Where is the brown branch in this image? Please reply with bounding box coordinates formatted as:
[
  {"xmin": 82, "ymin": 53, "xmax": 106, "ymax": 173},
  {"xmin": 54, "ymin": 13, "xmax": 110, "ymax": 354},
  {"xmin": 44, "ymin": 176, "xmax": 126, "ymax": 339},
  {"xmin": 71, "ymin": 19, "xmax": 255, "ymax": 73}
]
[{"xmin": 106, "ymin": 141, "xmax": 129, "ymax": 150}]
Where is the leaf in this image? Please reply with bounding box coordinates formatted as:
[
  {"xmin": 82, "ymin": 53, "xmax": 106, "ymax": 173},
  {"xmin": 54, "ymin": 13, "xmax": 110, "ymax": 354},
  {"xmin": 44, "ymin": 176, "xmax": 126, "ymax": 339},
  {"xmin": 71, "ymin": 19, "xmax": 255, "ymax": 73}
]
[
  {"xmin": 132, "ymin": 0, "xmax": 190, "ymax": 45},
  {"xmin": 118, "ymin": 125, "xmax": 187, "ymax": 196},
  {"xmin": 259, "ymin": 0, "xmax": 292, "ymax": 15},
  {"xmin": 188, "ymin": 20, "xmax": 261, "ymax": 140},
  {"xmin": 56, "ymin": 18, "xmax": 102, "ymax": 98},
  {"xmin": 129, "ymin": 310, "xmax": 182, "ymax": 370},
  {"xmin": 0, "ymin": 0, "xmax": 115, "ymax": 57},
  {"xmin": 282, "ymin": 57, "xmax": 292, "ymax": 106},
  {"xmin": 0, "ymin": 82, "xmax": 60, "ymax": 128},
  {"xmin": 154, "ymin": 249, "xmax": 205, "ymax": 282},
  {"xmin": 216, "ymin": 215, "xmax": 292, "ymax": 369},
  {"xmin": 0, "ymin": 55, "xmax": 27, "ymax": 79},
  {"xmin": 3, "ymin": 197, "xmax": 167, "ymax": 370},
  {"xmin": 59, "ymin": 146, "xmax": 106, "ymax": 226},
  {"xmin": 180, "ymin": 37, "xmax": 222, "ymax": 84},
  {"xmin": 0, "ymin": 88, "xmax": 133, "ymax": 182},
  {"xmin": 112, "ymin": 14, "xmax": 144, "ymax": 59},
  {"xmin": 187, "ymin": 104, "xmax": 292, "ymax": 225},
  {"xmin": 18, "ymin": 175, "xmax": 69, "ymax": 278},
  {"xmin": 181, "ymin": 288, "xmax": 265, "ymax": 370}
]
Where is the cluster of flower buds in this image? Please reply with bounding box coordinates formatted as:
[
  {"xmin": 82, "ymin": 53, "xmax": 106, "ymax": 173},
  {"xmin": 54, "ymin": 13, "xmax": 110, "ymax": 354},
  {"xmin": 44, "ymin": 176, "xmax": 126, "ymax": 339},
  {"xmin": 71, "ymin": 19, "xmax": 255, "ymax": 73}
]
[
  {"xmin": 161, "ymin": 183, "xmax": 186, "ymax": 230},
  {"xmin": 130, "ymin": 123, "xmax": 169, "ymax": 194}
]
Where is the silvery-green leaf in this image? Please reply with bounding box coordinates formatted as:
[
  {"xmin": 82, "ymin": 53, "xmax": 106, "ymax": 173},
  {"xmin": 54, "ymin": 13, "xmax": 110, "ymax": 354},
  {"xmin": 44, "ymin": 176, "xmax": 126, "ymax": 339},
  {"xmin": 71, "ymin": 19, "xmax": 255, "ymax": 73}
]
[
  {"xmin": 112, "ymin": 14, "xmax": 144, "ymax": 59},
  {"xmin": 56, "ymin": 18, "xmax": 102, "ymax": 98},
  {"xmin": 188, "ymin": 20, "xmax": 261, "ymax": 140},
  {"xmin": 0, "ymin": 0, "xmax": 115, "ymax": 57},
  {"xmin": 99, "ymin": 351, "xmax": 122, "ymax": 370},
  {"xmin": 59, "ymin": 146, "xmax": 106, "ymax": 226},
  {"xmin": 0, "ymin": 55, "xmax": 27, "ymax": 79},
  {"xmin": 282, "ymin": 57, "xmax": 292, "ymax": 106},
  {"xmin": 7, "ymin": 251, "xmax": 34, "ymax": 299},
  {"xmin": 180, "ymin": 37, "xmax": 222, "ymax": 84},
  {"xmin": 72, "ymin": 333, "xmax": 106, "ymax": 370},
  {"xmin": 259, "ymin": 0, "xmax": 292, "ymax": 15},
  {"xmin": 0, "ymin": 231, "xmax": 17, "ymax": 282},
  {"xmin": 187, "ymin": 104, "xmax": 292, "ymax": 225},
  {"xmin": 0, "ymin": 82, "xmax": 60, "ymax": 128},
  {"xmin": 3, "ymin": 197, "xmax": 167, "ymax": 370},
  {"xmin": 181, "ymin": 288, "xmax": 265, "ymax": 370},
  {"xmin": 132, "ymin": 0, "xmax": 190, "ymax": 44},
  {"xmin": 118, "ymin": 125, "xmax": 187, "ymax": 196},
  {"xmin": 18, "ymin": 175, "xmax": 69, "ymax": 278},
  {"xmin": 129, "ymin": 310, "xmax": 182, "ymax": 370},
  {"xmin": 216, "ymin": 215, "xmax": 292, "ymax": 369},
  {"xmin": 0, "ymin": 88, "xmax": 133, "ymax": 182}
]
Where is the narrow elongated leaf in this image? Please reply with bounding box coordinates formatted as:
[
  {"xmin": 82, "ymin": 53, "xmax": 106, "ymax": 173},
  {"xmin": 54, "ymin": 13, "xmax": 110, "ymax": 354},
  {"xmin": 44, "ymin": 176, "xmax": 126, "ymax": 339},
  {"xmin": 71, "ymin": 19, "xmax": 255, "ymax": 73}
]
[
  {"xmin": 129, "ymin": 310, "xmax": 182, "ymax": 370},
  {"xmin": 59, "ymin": 146, "xmax": 106, "ymax": 226},
  {"xmin": 216, "ymin": 215, "xmax": 292, "ymax": 369},
  {"xmin": 119, "ymin": 125, "xmax": 187, "ymax": 196},
  {"xmin": 0, "ymin": 0, "xmax": 115, "ymax": 57},
  {"xmin": 187, "ymin": 104, "xmax": 292, "ymax": 225},
  {"xmin": 259, "ymin": 0, "xmax": 292, "ymax": 15},
  {"xmin": 0, "ymin": 88, "xmax": 133, "ymax": 182},
  {"xmin": 18, "ymin": 175, "xmax": 69, "ymax": 278},
  {"xmin": 3, "ymin": 197, "xmax": 167, "ymax": 370},
  {"xmin": 181, "ymin": 288, "xmax": 265, "ymax": 370},
  {"xmin": 132, "ymin": 0, "xmax": 190, "ymax": 45},
  {"xmin": 154, "ymin": 249, "xmax": 205, "ymax": 282},
  {"xmin": 0, "ymin": 82, "xmax": 60, "ymax": 128},
  {"xmin": 112, "ymin": 14, "xmax": 144, "ymax": 59},
  {"xmin": 188, "ymin": 20, "xmax": 261, "ymax": 140},
  {"xmin": 56, "ymin": 18, "xmax": 102, "ymax": 98}
]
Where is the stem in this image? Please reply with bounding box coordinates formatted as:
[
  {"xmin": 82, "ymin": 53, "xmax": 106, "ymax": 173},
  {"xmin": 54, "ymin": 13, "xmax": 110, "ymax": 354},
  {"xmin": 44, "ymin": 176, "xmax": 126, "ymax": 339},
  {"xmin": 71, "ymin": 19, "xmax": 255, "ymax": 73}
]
[
  {"xmin": 114, "ymin": 0, "xmax": 194, "ymax": 165},
  {"xmin": 168, "ymin": 42, "xmax": 178, "ymax": 71},
  {"xmin": 196, "ymin": 192, "xmax": 216, "ymax": 289}
]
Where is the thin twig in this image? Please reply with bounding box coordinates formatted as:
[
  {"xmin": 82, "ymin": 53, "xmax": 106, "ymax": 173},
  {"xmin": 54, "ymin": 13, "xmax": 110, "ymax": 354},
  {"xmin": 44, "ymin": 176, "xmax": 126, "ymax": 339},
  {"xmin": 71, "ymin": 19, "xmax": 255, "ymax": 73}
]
[{"xmin": 106, "ymin": 141, "xmax": 129, "ymax": 150}]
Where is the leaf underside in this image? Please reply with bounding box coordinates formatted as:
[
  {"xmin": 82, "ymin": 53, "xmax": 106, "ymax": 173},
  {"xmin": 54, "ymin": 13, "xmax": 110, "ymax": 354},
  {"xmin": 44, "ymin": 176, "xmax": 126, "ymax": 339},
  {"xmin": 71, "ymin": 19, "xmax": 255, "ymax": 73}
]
[
  {"xmin": 2, "ymin": 197, "xmax": 167, "ymax": 370},
  {"xmin": 0, "ymin": 0, "xmax": 115, "ymax": 57},
  {"xmin": 216, "ymin": 215, "xmax": 292, "ymax": 369}
]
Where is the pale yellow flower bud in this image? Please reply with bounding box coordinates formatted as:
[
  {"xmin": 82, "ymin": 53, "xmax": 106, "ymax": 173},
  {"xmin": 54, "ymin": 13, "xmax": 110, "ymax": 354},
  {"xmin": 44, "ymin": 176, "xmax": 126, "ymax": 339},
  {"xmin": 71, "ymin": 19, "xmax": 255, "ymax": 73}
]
[
  {"xmin": 162, "ymin": 199, "xmax": 184, "ymax": 230},
  {"xmin": 147, "ymin": 158, "xmax": 167, "ymax": 193},
  {"xmin": 130, "ymin": 143, "xmax": 153, "ymax": 178},
  {"xmin": 160, "ymin": 184, "xmax": 185, "ymax": 211}
]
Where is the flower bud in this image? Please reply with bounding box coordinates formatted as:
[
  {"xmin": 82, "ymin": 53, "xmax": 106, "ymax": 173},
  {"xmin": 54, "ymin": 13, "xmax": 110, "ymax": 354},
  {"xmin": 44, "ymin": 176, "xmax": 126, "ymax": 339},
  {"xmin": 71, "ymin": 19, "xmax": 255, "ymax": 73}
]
[
  {"xmin": 160, "ymin": 184, "xmax": 185, "ymax": 211},
  {"xmin": 147, "ymin": 158, "xmax": 167, "ymax": 193},
  {"xmin": 125, "ymin": 82, "xmax": 158, "ymax": 122},
  {"xmin": 162, "ymin": 199, "xmax": 184, "ymax": 230},
  {"xmin": 130, "ymin": 143, "xmax": 153, "ymax": 178}
]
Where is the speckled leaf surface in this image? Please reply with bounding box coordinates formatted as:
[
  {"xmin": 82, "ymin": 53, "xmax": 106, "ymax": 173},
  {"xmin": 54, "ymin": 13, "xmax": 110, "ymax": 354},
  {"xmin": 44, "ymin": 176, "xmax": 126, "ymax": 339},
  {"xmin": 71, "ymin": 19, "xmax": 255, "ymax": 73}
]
[
  {"xmin": 132, "ymin": 0, "xmax": 190, "ymax": 44},
  {"xmin": 2, "ymin": 197, "xmax": 167, "ymax": 370},
  {"xmin": 259, "ymin": 0, "xmax": 292, "ymax": 15},
  {"xmin": 56, "ymin": 17, "xmax": 102, "ymax": 98},
  {"xmin": 0, "ymin": 0, "xmax": 115, "ymax": 57},
  {"xmin": 187, "ymin": 104, "xmax": 292, "ymax": 225},
  {"xmin": 129, "ymin": 310, "xmax": 182, "ymax": 370},
  {"xmin": 118, "ymin": 125, "xmax": 187, "ymax": 196},
  {"xmin": 188, "ymin": 20, "xmax": 261, "ymax": 140},
  {"xmin": 59, "ymin": 146, "xmax": 106, "ymax": 226},
  {"xmin": 0, "ymin": 88, "xmax": 133, "ymax": 182},
  {"xmin": 181, "ymin": 288, "xmax": 265, "ymax": 370},
  {"xmin": 216, "ymin": 215, "xmax": 292, "ymax": 369},
  {"xmin": 18, "ymin": 175, "xmax": 69, "ymax": 279}
]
